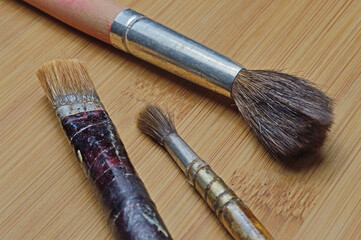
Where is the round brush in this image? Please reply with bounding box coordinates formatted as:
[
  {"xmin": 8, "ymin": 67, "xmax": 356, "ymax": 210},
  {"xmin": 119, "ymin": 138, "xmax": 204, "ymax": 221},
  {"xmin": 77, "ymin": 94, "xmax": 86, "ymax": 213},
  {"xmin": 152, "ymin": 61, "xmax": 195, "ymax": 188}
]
[
  {"xmin": 25, "ymin": 0, "xmax": 334, "ymax": 160},
  {"xmin": 137, "ymin": 105, "xmax": 274, "ymax": 240}
]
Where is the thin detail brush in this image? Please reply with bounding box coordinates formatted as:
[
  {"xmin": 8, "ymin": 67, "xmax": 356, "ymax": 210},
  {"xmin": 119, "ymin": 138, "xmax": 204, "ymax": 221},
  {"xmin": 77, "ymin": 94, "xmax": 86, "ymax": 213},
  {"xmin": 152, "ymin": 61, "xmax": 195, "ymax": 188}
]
[
  {"xmin": 137, "ymin": 105, "xmax": 274, "ymax": 240},
  {"xmin": 37, "ymin": 59, "xmax": 172, "ymax": 240},
  {"xmin": 26, "ymin": 0, "xmax": 334, "ymax": 160}
]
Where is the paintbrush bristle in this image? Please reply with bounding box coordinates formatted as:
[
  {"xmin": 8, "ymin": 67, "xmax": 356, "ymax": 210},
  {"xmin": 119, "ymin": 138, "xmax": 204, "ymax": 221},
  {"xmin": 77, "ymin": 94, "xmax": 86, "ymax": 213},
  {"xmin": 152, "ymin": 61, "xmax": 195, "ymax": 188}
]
[
  {"xmin": 137, "ymin": 105, "xmax": 177, "ymax": 145},
  {"xmin": 231, "ymin": 69, "xmax": 333, "ymax": 161},
  {"xmin": 37, "ymin": 59, "xmax": 100, "ymax": 108}
]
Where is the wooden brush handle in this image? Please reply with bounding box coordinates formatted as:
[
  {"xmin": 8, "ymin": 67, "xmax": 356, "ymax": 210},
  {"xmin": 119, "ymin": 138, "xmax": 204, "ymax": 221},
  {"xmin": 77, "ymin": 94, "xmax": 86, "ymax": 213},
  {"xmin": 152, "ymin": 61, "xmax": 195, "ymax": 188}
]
[
  {"xmin": 188, "ymin": 159, "xmax": 274, "ymax": 240},
  {"xmin": 23, "ymin": 0, "xmax": 126, "ymax": 43},
  {"xmin": 61, "ymin": 110, "xmax": 171, "ymax": 240}
]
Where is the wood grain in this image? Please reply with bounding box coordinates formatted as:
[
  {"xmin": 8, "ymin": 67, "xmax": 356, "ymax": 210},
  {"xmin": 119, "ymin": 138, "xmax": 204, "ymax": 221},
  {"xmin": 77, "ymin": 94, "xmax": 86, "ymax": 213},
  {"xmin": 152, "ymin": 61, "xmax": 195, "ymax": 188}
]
[{"xmin": 0, "ymin": 0, "xmax": 360, "ymax": 239}]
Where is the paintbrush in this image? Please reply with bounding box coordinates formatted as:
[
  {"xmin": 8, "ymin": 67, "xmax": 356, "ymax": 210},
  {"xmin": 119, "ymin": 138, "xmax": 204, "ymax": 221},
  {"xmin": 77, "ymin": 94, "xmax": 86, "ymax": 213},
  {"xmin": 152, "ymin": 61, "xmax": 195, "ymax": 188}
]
[
  {"xmin": 137, "ymin": 105, "xmax": 274, "ymax": 240},
  {"xmin": 37, "ymin": 59, "xmax": 172, "ymax": 240},
  {"xmin": 26, "ymin": 0, "xmax": 334, "ymax": 160}
]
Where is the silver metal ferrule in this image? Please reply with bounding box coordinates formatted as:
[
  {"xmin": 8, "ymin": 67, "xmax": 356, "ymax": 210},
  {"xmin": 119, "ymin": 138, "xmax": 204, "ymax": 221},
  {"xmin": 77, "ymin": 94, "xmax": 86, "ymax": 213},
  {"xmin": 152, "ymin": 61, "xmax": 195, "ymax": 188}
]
[
  {"xmin": 110, "ymin": 9, "xmax": 243, "ymax": 96},
  {"xmin": 163, "ymin": 133, "xmax": 199, "ymax": 174},
  {"xmin": 56, "ymin": 102, "xmax": 104, "ymax": 119}
]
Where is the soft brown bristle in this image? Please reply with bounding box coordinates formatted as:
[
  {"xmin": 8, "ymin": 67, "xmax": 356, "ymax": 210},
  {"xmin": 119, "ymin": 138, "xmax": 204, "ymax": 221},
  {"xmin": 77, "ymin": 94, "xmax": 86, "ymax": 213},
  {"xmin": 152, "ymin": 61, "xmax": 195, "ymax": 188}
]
[
  {"xmin": 37, "ymin": 59, "xmax": 99, "ymax": 108},
  {"xmin": 137, "ymin": 105, "xmax": 177, "ymax": 145},
  {"xmin": 231, "ymin": 69, "xmax": 333, "ymax": 161}
]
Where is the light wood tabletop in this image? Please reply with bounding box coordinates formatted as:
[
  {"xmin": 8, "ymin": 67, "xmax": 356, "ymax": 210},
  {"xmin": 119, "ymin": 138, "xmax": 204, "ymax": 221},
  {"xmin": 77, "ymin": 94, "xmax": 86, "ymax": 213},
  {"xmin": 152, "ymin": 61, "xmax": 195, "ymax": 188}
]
[{"xmin": 0, "ymin": 0, "xmax": 360, "ymax": 239}]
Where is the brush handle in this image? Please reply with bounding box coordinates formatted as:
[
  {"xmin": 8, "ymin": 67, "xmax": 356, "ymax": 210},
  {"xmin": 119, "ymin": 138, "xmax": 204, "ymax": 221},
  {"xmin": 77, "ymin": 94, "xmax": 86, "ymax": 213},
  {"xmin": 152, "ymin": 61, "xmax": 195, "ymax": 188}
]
[
  {"xmin": 61, "ymin": 110, "xmax": 171, "ymax": 240},
  {"xmin": 187, "ymin": 158, "xmax": 274, "ymax": 240},
  {"xmin": 23, "ymin": 0, "xmax": 126, "ymax": 43}
]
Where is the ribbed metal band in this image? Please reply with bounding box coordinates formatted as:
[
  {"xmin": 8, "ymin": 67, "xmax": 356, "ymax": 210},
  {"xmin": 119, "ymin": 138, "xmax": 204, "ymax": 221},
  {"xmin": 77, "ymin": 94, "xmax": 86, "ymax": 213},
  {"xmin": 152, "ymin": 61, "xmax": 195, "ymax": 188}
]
[{"xmin": 110, "ymin": 9, "xmax": 243, "ymax": 96}]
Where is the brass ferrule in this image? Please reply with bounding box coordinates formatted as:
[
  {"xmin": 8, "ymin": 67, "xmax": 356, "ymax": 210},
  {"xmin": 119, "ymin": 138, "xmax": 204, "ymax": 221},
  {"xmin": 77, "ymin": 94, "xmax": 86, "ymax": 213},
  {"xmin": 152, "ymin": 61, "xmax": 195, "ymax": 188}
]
[
  {"xmin": 110, "ymin": 9, "xmax": 243, "ymax": 97},
  {"xmin": 186, "ymin": 158, "xmax": 274, "ymax": 240},
  {"xmin": 187, "ymin": 158, "xmax": 239, "ymax": 215}
]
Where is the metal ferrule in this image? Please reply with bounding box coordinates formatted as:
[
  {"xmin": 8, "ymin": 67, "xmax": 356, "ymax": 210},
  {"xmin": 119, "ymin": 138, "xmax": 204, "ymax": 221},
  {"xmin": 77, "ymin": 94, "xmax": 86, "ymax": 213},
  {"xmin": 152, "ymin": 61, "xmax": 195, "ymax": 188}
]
[
  {"xmin": 110, "ymin": 9, "xmax": 243, "ymax": 96},
  {"xmin": 163, "ymin": 135, "xmax": 273, "ymax": 240},
  {"xmin": 163, "ymin": 133, "xmax": 199, "ymax": 175},
  {"xmin": 162, "ymin": 133, "xmax": 239, "ymax": 214},
  {"xmin": 56, "ymin": 102, "xmax": 104, "ymax": 119}
]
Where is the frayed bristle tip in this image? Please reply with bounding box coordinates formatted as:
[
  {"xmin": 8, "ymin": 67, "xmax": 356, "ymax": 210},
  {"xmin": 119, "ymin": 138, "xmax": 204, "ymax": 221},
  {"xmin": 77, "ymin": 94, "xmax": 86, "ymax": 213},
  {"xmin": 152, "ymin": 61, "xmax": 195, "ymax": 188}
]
[
  {"xmin": 137, "ymin": 105, "xmax": 177, "ymax": 145},
  {"xmin": 231, "ymin": 69, "xmax": 333, "ymax": 160},
  {"xmin": 37, "ymin": 59, "xmax": 99, "ymax": 108}
]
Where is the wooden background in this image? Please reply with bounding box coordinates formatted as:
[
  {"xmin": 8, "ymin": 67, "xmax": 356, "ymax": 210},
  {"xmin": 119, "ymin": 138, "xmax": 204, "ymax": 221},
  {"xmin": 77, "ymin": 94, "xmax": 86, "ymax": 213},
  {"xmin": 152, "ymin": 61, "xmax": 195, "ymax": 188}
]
[{"xmin": 0, "ymin": 0, "xmax": 360, "ymax": 239}]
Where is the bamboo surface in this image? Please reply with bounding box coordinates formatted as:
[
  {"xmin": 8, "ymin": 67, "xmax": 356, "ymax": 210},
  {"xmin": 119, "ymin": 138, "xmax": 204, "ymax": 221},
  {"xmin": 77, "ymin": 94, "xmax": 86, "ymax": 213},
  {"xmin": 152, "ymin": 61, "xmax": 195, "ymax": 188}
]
[{"xmin": 0, "ymin": 0, "xmax": 360, "ymax": 239}]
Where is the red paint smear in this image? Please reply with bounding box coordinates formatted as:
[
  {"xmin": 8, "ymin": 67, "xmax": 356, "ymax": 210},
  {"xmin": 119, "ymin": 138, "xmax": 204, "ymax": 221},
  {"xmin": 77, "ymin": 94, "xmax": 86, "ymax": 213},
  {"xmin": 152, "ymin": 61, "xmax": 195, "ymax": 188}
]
[
  {"xmin": 108, "ymin": 22, "xmax": 112, "ymax": 33},
  {"xmin": 59, "ymin": 0, "xmax": 74, "ymax": 6},
  {"xmin": 59, "ymin": 0, "xmax": 86, "ymax": 9}
]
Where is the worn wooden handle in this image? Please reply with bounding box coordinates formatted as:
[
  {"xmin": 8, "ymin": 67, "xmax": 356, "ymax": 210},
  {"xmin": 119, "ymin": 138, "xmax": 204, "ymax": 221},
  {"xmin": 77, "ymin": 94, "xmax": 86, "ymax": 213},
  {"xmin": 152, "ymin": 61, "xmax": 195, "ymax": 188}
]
[
  {"xmin": 188, "ymin": 159, "xmax": 274, "ymax": 240},
  {"xmin": 61, "ymin": 110, "xmax": 172, "ymax": 240},
  {"xmin": 23, "ymin": 0, "xmax": 126, "ymax": 43}
]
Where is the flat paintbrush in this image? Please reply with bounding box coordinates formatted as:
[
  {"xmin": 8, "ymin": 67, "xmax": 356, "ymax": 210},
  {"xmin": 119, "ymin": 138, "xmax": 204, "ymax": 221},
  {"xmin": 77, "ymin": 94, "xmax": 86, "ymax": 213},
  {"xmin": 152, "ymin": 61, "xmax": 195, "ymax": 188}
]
[
  {"xmin": 137, "ymin": 105, "xmax": 274, "ymax": 240},
  {"xmin": 37, "ymin": 59, "xmax": 172, "ymax": 240},
  {"xmin": 26, "ymin": 0, "xmax": 334, "ymax": 160}
]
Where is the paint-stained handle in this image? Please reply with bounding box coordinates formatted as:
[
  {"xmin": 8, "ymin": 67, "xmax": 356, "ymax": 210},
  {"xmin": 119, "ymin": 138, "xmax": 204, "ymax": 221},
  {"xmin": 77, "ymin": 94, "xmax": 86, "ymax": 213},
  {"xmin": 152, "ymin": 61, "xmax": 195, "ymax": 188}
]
[
  {"xmin": 23, "ymin": 0, "xmax": 126, "ymax": 43},
  {"xmin": 187, "ymin": 158, "xmax": 274, "ymax": 240},
  {"xmin": 61, "ymin": 110, "xmax": 172, "ymax": 240}
]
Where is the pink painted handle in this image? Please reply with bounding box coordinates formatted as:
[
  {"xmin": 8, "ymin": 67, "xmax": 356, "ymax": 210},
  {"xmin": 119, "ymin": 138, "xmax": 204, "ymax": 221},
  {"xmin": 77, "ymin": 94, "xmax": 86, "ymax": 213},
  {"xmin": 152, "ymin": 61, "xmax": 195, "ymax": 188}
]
[{"xmin": 24, "ymin": 0, "xmax": 127, "ymax": 43}]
